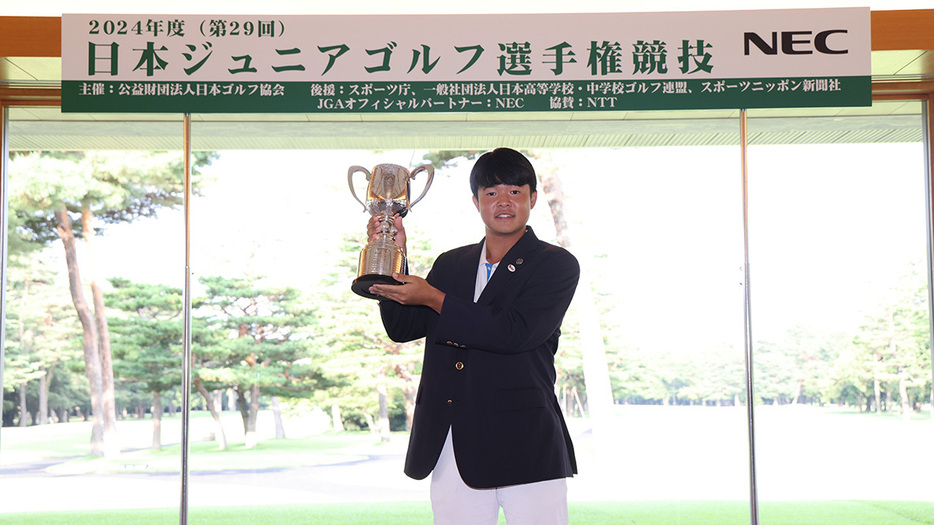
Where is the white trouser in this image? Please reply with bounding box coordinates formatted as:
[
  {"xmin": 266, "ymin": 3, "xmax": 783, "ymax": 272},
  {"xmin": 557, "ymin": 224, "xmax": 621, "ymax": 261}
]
[{"xmin": 429, "ymin": 428, "xmax": 569, "ymax": 525}]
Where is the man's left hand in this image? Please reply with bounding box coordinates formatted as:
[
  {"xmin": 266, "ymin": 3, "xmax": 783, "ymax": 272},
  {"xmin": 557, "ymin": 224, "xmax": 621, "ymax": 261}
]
[{"xmin": 370, "ymin": 273, "xmax": 445, "ymax": 314}]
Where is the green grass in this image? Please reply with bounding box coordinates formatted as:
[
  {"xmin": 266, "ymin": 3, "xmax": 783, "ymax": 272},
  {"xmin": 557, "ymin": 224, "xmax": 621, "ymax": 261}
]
[
  {"xmin": 1, "ymin": 411, "xmax": 391, "ymax": 475},
  {"xmin": 4, "ymin": 408, "xmax": 934, "ymax": 524},
  {"xmin": 0, "ymin": 418, "xmax": 99, "ymax": 461},
  {"xmin": 4, "ymin": 501, "xmax": 934, "ymax": 525},
  {"xmin": 39, "ymin": 431, "xmax": 385, "ymax": 475}
]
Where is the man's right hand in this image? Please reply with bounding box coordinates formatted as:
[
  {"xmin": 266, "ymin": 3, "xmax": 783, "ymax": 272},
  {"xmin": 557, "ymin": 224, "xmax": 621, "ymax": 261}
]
[{"xmin": 367, "ymin": 214, "xmax": 407, "ymax": 254}]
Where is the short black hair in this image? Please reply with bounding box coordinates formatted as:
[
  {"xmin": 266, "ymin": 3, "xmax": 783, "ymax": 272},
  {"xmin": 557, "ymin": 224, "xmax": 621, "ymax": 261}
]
[{"xmin": 469, "ymin": 148, "xmax": 537, "ymax": 197}]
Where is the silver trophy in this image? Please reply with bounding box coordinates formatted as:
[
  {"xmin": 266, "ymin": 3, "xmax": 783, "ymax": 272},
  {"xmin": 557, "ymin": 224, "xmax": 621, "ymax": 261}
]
[{"xmin": 349, "ymin": 163, "xmax": 434, "ymax": 299}]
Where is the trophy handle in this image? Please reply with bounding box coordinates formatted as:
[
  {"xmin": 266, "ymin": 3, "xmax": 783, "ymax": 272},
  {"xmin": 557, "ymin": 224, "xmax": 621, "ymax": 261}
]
[
  {"xmin": 408, "ymin": 164, "xmax": 435, "ymax": 210},
  {"xmin": 347, "ymin": 165, "xmax": 372, "ymax": 212}
]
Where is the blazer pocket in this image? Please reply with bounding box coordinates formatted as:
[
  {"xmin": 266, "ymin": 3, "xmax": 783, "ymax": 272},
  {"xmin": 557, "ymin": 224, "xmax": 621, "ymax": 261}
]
[{"xmin": 495, "ymin": 388, "xmax": 546, "ymax": 411}]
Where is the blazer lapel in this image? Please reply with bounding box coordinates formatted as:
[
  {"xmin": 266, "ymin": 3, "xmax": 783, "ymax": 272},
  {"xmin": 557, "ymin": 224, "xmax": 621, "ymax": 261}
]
[
  {"xmin": 476, "ymin": 227, "xmax": 540, "ymax": 305},
  {"xmin": 453, "ymin": 241, "xmax": 484, "ymax": 301}
]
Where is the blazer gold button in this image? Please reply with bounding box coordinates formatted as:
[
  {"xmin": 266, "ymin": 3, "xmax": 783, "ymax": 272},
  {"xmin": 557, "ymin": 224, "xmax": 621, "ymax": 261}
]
[
  {"xmin": 455, "ymin": 361, "xmax": 464, "ymax": 370},
  {"xmin": 447, "ymin": 399, "xmax": 453, "ymax": 406}
]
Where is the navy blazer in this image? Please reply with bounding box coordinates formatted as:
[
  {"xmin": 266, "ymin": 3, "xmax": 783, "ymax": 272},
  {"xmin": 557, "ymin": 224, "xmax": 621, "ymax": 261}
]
[{"xmin": 379, "ymin": 227, "xmax": 580, "ymax": 489}]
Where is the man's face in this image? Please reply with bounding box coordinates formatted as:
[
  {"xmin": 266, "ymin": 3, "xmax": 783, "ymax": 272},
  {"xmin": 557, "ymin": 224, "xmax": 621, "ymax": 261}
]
[{"xmin": 472, "ymin": 183, "xmax": 537, "ymax": 238}]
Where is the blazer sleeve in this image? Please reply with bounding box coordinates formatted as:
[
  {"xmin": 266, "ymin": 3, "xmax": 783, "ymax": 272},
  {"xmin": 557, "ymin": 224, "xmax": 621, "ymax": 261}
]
[
  {"xmin": 434, "ymin": 246, "xmax": 579, "ymax": 355},
  {"xmin": 378, "ymin": 300, "xmax": 433, "ymax": 343},
  {"xmin": 377, "ymin": 258, "xmax": 444, "ymax": 342}
]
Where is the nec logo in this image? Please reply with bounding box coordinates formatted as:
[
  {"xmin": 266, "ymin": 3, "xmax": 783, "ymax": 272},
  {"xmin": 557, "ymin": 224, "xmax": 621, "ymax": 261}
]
[{"xmin": 744, "ymin": 30, "xmax": 849, "ymax": 55}]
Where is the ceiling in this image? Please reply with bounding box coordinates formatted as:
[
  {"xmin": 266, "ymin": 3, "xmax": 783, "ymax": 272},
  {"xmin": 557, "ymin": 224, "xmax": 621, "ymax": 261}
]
[
  {"xmin": 4, "ymin": 101, "xmax": 925, "ymax": 151},
  {"xmin": 1, "ymin": 13, "xmax": 932, "ymax": 151}
]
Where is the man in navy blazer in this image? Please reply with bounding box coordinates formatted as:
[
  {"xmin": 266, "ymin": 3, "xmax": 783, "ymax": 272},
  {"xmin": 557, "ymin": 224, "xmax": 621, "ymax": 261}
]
[{"xmin": 368, "ymin": 148, "xmax": 579, "ymax": 524}]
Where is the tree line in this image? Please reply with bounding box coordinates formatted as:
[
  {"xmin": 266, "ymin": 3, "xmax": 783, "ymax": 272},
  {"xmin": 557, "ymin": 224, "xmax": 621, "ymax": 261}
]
[
  {"xmin": 594, "ymin": 262, "xmax": 933, "ymax": 415},
  {"xmin": 2, "ymin": 150, "xmax": 449, "ymax": 455},
  {"xmin": 2, "ymin": 150, "xmax": 932, "ymax": 460}
]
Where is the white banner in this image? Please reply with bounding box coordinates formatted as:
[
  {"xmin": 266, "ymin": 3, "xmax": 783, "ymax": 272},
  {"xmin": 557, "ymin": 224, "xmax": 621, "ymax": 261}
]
[{"xmin": 60, "ymin": 9, "xmax": 871, "ymax": 113}]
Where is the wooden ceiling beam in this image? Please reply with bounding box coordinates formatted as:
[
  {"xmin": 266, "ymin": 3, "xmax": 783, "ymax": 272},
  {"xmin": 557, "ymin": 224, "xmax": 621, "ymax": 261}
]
[
  {"xmin": 870, "ymin": 10, "xmax": 934, "ymax": 51},
  {"xmin": 1, "ymin": 11, "xmax": 933, "ymax": 100},
  {"xmin": 0, "ymin": 87, "xmax": 61, "ymax": 105},
  {"xmin": 0, "ymin": 17, "xmax": 61, "ymax": 57}
]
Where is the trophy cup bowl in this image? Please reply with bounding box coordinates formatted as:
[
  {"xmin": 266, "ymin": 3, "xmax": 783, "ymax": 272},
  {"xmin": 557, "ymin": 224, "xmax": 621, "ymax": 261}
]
[{"xmin": 349, "ymin": 163, "xmax": 434, "ymax": 299}]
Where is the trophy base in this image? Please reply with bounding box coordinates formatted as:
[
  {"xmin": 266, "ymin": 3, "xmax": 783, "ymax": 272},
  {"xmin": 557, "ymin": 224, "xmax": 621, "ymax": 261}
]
[{"xmin": 352, "ymin": 273, "xmax": 404, "ymax": 300}]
